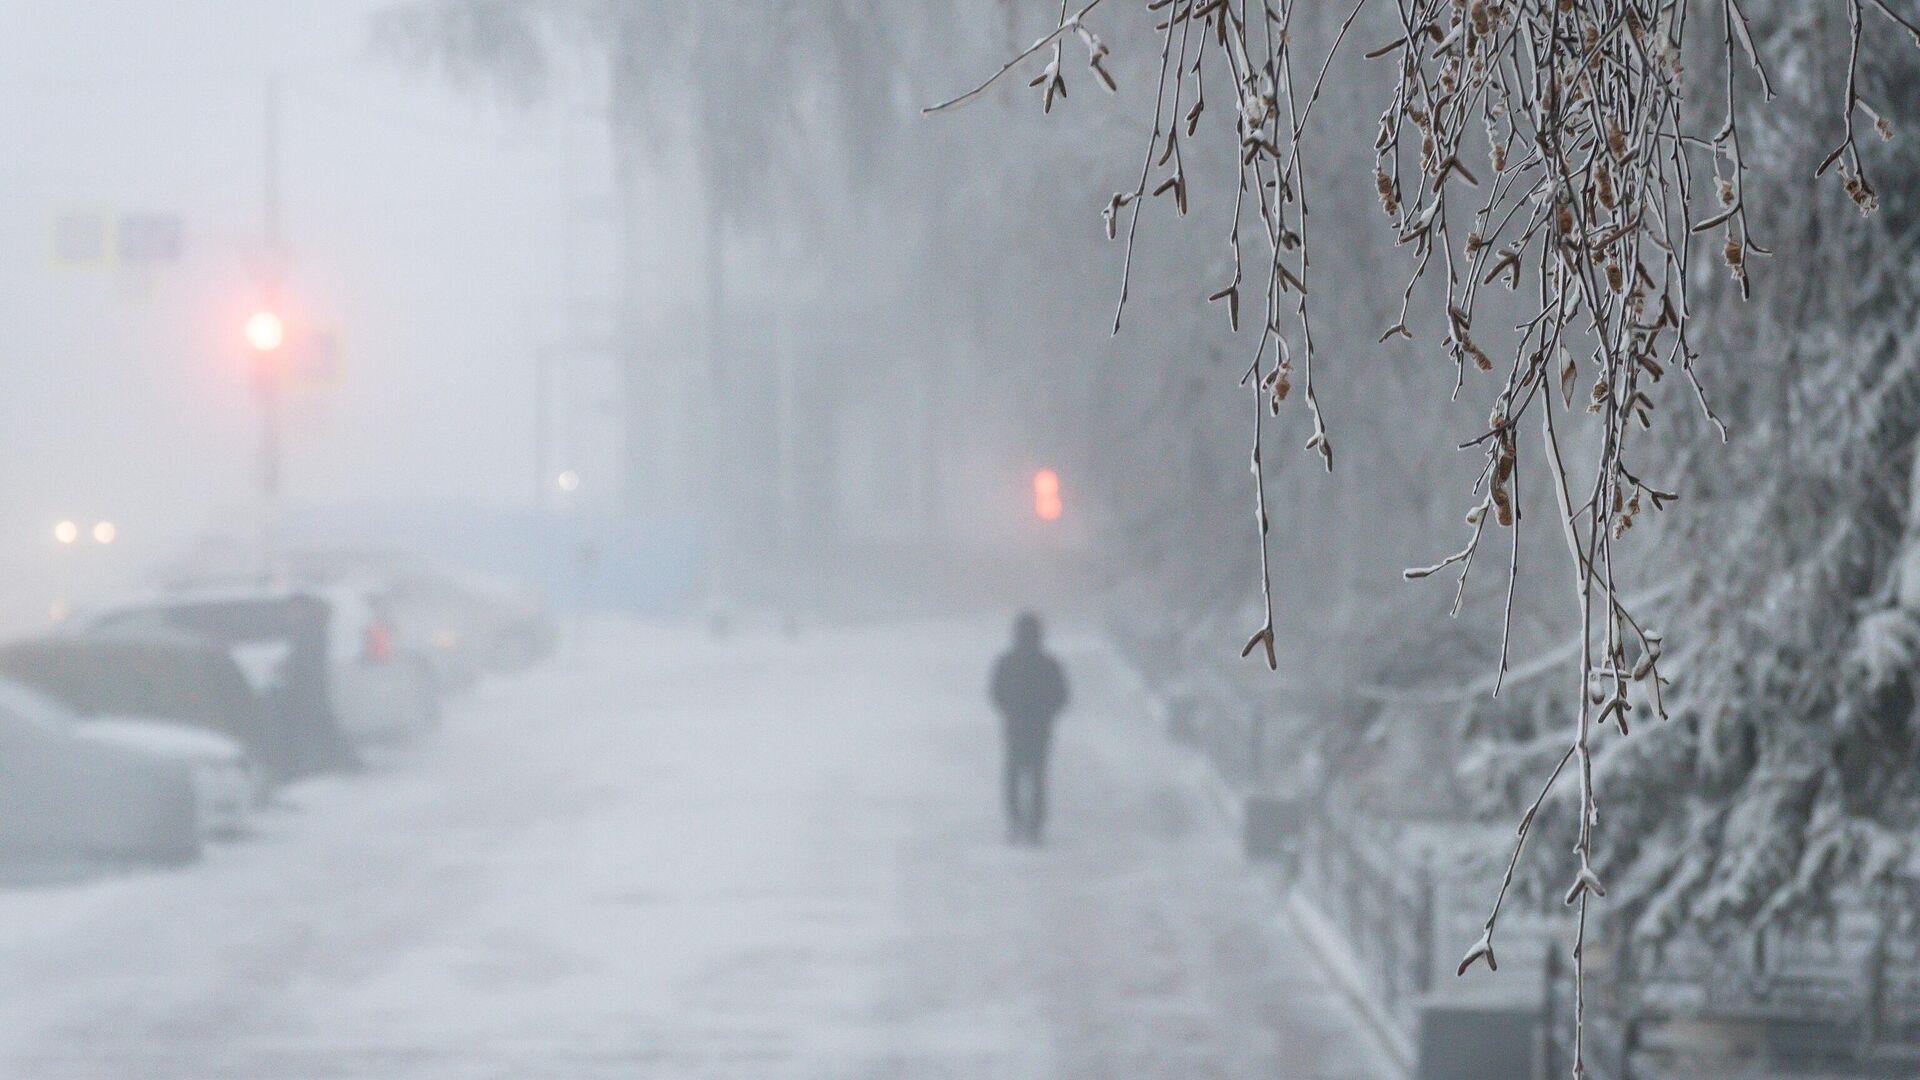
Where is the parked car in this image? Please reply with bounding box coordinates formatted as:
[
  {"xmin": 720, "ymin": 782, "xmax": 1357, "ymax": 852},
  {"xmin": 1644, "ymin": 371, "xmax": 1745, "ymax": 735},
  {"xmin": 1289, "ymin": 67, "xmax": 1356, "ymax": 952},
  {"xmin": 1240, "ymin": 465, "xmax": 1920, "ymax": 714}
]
[
  {"xmin": 0, "ymin": 632, "xmax": 304, "ymax": 787},
  {"xmin": 378, "ymin": 570, "xmax": 557, "ymax": 682},
  {"xmin": 283, "ymin": 548, "xmax": 557, "ymax": 684},
  {"xmin": 76, "ymin": 584, "xmax": 434, "ymax": 749},
  {"xmin": 315, "ymin": 586, "xmax": 441, "ymax": 739},
  {"xmin": 185, "ymin": 544, "xmax": 560, "ymax": 690},
  {"xmin": 0, "ymin": 676, "xmax": 247, "ymax": 857}
]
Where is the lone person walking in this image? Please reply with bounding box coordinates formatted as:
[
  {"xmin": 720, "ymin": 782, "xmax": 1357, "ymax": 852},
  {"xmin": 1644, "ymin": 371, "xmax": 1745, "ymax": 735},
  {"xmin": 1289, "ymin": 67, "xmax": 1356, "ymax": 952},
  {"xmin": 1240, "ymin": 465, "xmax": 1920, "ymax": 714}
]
[{"xmin": 990, "ymin": 612, "xmax": 1069, "ymax": 845}]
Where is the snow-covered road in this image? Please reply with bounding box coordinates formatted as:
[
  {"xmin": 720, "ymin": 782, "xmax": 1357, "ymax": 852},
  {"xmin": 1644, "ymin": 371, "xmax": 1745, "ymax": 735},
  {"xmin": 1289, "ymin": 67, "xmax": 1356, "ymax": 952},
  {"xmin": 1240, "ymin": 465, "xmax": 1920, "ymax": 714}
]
[{"xmin": 0, "ymin": 618, "xmax": 1398, "ymax": 1079}]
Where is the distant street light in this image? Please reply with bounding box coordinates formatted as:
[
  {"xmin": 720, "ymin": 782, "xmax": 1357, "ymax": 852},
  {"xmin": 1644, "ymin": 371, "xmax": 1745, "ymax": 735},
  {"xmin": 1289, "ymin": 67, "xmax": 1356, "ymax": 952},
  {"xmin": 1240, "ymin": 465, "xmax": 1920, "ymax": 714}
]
[
  {"xmin": 92, "ymin": 521, "xmax": 117, "ymax": 545},
  {"xmin": 246, "ymin": 310, "xmax": 285, "ymax": 353},
  {"xmin": 53, "ymin": 520, "xmax": 78, "ymax": 545},
  {"xmin": 556, "ymin": 470, "xmax": 581, "ymax": 493}
]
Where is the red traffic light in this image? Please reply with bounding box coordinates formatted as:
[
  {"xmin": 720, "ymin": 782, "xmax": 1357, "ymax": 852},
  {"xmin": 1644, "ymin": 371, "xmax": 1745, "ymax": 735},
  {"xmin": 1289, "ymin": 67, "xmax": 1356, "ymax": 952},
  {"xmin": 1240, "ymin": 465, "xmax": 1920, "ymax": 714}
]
[
  {"xmin": 245, "ymin": 310, "xmax": 285, "ymax": 352},
  {"xmin": 1033, "ymin": 468, "xmax": 1062, "ymax": 522}
]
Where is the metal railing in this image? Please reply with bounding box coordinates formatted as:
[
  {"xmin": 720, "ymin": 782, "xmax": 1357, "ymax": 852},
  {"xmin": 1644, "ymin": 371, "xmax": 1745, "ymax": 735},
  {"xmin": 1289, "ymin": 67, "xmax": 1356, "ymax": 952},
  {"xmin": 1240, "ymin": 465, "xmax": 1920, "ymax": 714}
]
[
  {"xmin": 1295, "ymin": 818, "xmax": 1438, "ymax": 1029},
  {"xmin": 1109, "ymin": 624, "xmax": 1920, "ymax": 1079}
]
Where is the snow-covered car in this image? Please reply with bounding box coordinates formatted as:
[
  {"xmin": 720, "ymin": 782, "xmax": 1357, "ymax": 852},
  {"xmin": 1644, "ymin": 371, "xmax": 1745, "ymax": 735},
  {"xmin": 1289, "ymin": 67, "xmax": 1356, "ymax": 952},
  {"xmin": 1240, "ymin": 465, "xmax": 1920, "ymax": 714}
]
[
  {"xmin": 72, "ymin": 715, "xmax": 255, "ymax": 839},
  {"xmin": 0, "ymin": 677, "xmax": 250, "ymax": 852}
]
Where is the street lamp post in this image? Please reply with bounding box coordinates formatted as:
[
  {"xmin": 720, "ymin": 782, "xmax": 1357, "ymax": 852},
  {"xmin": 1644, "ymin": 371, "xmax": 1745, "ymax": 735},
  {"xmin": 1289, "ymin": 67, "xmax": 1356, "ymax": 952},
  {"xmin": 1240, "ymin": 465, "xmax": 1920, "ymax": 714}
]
[
  {"xmin": 250, "ymin": 72, "xmax": 290, "ymax": 585},
  {"xmin": 247, "ymin": 309, "xmax": 285, "ymax": 581}
]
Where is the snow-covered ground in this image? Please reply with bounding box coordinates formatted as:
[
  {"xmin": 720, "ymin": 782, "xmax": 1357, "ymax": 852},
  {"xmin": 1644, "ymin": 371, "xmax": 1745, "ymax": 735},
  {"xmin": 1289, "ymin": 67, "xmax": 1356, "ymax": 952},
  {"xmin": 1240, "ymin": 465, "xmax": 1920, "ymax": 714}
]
[{"xmin": 0, "ymin": 617, "xmax": 1399, "ymax": 1079}]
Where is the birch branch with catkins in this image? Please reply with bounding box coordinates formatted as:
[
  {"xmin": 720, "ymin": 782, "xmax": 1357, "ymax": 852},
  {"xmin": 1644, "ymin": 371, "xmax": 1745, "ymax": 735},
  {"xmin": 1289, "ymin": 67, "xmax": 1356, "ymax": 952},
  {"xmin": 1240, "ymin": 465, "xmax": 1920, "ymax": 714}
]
[{"xmin": 929, "ymin": 0, "xmax": 1914, "ymax": 1069}]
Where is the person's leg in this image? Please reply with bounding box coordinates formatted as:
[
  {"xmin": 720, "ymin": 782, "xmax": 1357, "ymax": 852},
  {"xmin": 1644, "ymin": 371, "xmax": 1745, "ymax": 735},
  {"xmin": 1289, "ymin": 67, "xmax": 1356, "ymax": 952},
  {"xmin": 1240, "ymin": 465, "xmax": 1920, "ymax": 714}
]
[
  {"xmin": 1028, "ymin": 741, "xmax": 1051, "ymax": 842},
  {"xmin": 1003, "ymin": 744, "xmax": 1024, "ymax": 841},
  {"xmin": 1016, "ymin": 756, "xmax": 1042, "ymax": 842}
]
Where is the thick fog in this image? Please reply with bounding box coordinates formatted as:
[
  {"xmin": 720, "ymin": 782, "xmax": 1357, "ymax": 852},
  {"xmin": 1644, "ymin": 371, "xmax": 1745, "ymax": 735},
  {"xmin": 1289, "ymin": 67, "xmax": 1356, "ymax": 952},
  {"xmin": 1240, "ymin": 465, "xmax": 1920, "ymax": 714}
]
[
  {"xmin": 0, "ymin": 2, "xmax": 582, "ymax": 624},
  {"xmin": 0, "ymin": 2, "xmax": 1913, "ymax": 1078}
]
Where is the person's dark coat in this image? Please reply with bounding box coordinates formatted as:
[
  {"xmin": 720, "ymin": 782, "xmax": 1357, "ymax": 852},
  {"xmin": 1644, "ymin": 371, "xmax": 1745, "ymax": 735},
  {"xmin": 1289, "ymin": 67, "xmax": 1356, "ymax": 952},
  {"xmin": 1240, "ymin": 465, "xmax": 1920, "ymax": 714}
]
[{"xmin": 990, "ymin": 615, "xmax": 1068, "ymax": 758}]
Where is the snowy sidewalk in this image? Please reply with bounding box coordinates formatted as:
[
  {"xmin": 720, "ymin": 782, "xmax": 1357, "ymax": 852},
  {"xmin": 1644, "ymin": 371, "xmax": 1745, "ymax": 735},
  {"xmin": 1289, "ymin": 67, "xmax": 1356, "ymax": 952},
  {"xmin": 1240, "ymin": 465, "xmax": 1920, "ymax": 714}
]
[{"xmin": 0, "ymin": 617, "xmax": 1400, "ymax": 1079}]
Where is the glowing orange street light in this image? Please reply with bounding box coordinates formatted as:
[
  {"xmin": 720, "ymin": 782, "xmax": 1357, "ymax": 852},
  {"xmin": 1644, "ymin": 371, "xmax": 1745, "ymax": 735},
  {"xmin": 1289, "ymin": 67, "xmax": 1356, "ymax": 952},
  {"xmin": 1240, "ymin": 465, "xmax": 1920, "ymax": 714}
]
[
  {"xmin": 1033, "ymin": 468, "xmax": 1063, "ymax": 522},
  {"xmin": 245, "ymin": 310, "xmax": 285, "ymax": 353}
]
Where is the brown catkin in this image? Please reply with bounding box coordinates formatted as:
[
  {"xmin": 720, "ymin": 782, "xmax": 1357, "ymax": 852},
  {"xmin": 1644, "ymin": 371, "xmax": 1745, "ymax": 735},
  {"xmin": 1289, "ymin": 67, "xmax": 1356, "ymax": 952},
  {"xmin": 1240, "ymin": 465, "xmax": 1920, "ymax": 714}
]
[{"xmin": 1375, "ymin": 168, "xmax": 1399, "ymax": 214}]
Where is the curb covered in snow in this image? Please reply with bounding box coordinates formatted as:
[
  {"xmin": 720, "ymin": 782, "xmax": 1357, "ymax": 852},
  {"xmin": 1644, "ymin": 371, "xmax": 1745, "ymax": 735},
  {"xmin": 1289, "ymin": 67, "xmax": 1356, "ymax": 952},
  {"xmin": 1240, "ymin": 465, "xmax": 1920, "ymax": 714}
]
[{"xmin": 1097, "ymin": 635, "xmax": 1414, "ymax": 1079}]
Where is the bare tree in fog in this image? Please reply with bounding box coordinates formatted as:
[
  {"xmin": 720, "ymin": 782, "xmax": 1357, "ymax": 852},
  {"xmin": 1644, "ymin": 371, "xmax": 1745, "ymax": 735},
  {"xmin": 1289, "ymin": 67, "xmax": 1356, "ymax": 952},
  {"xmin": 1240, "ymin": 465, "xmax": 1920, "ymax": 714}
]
[
  {"xmin": 933, "ymin": 0, "xmax": 1920, "ymax": 1066},
  {"xmin": 374, "ymin": 0, "xmax": 897, "ymax": 536},
  {"xmin": 375, "ymin": 1, "xmax": 1245, "ymax": 587}
]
